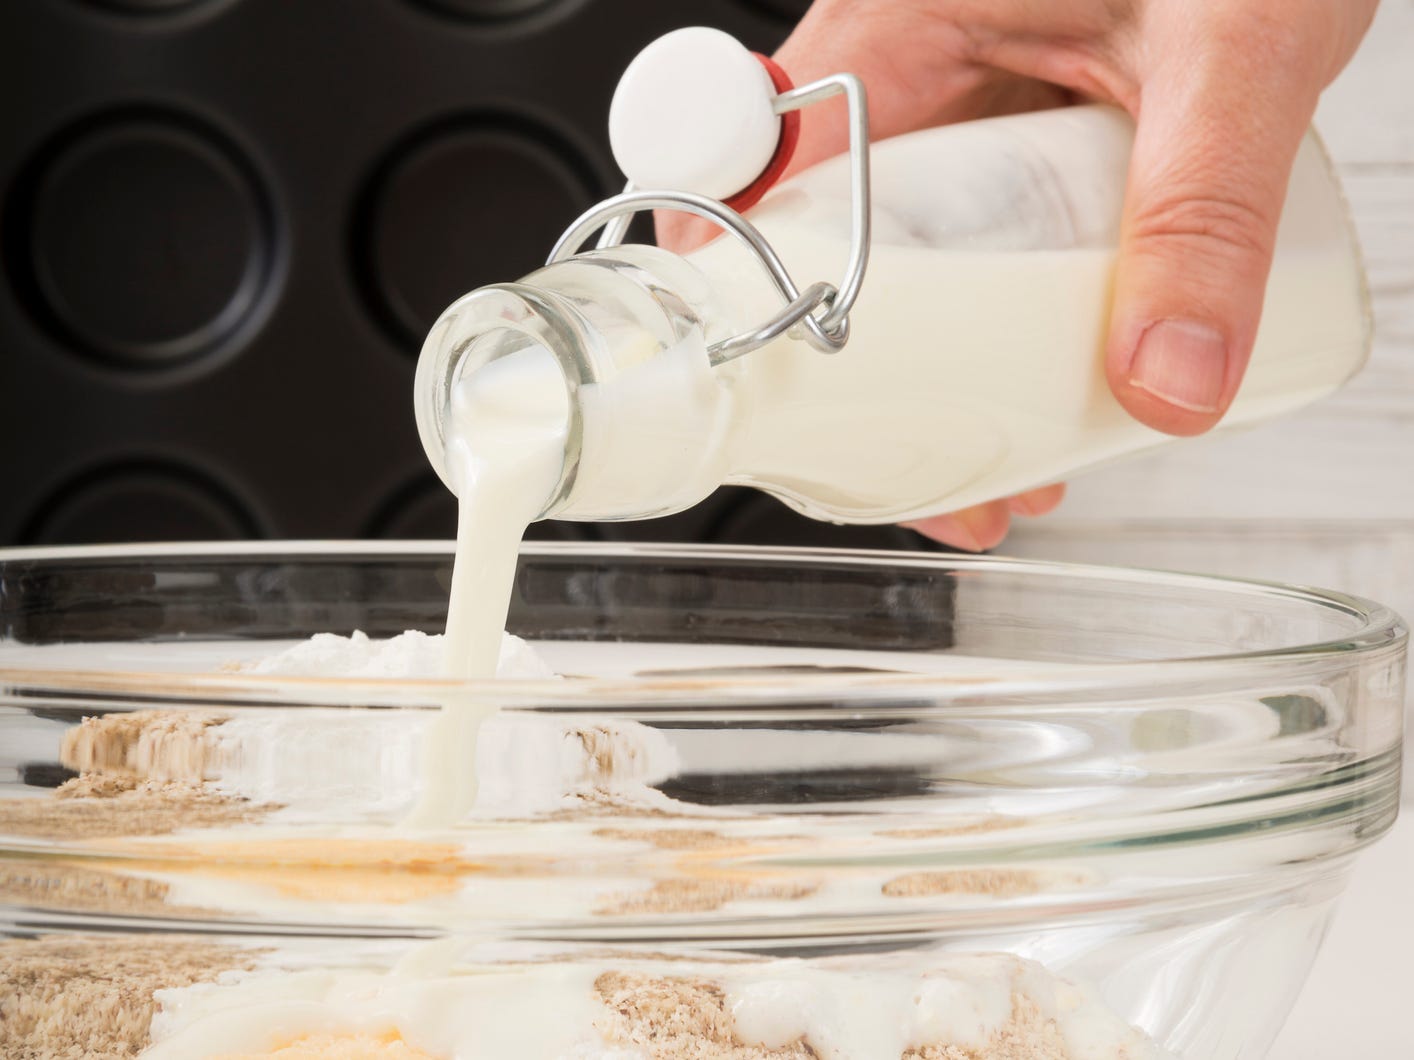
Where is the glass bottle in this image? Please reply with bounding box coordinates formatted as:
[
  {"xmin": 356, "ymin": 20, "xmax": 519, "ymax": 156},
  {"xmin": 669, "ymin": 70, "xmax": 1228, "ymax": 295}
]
[{"xmin": 415, "ymin": 105, "xmax": 1370, "ymax": 526}]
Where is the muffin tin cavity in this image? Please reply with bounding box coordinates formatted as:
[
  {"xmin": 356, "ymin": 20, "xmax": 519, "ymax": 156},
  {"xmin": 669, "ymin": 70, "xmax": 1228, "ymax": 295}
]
[
  {"xmin": 355, "ymin": 116, "xmax": 601, "ymax": 351},
  {"xmin": 9, "ymin": 108, "xmax": 276, "ymax": 369},
  {"xmin": 22, "ymin": 459, "xmax": 264, "ymax": 544},
  {"xmin": 413, "ymin": 0, "xmax": 567, "ymax": 23}
]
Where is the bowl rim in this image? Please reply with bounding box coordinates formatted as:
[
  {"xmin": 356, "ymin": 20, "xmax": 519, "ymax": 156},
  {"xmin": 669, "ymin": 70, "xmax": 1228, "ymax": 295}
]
[
  {"xmin": 1, "ymin": 541, "xmax": 1403, "ymax": 885},
  {"xmin": 0, "ymin": 539, "xmax": 1405, "ymax": 710}
]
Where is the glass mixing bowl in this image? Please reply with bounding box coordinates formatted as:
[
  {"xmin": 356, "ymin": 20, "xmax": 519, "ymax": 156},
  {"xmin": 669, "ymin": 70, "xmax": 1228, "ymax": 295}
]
[{"xmin": 0, "ymin": 542, "xmax": 1404, "ymax": 1059}]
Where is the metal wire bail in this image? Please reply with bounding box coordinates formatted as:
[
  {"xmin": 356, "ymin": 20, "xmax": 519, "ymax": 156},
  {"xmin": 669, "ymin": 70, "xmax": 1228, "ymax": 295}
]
[{"xmin": 547, "ymin": 73, "xmax": 871, "ymax": 367}]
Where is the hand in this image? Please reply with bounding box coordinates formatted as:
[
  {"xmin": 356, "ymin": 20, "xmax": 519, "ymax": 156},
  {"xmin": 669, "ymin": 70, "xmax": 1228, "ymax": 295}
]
[{"xmin": 659, "ymin": 0, "xmax": 1377, "ymax": 551}]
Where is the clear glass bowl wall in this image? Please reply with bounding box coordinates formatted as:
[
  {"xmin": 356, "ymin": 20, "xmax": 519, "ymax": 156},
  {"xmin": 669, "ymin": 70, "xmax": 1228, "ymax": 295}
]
[{"xmin": 0, "ymin": 543, "xmax": 1404, "ymax": 1059}]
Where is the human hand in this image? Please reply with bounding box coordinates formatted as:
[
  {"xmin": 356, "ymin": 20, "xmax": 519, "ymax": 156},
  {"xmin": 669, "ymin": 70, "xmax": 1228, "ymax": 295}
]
[{"xmin": 658, "ymin": 0, "xmax": 1377, "ymax": 550}]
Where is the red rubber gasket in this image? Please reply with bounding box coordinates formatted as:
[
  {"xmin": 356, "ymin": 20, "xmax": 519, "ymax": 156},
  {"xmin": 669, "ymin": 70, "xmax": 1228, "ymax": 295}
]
[{"xmin": 722, "ymin": 53, "xmax": 800, "ymax": 214}]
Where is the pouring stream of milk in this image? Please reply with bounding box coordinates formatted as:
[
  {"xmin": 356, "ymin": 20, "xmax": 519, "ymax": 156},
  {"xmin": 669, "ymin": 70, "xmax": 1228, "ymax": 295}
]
[{"xmin": 406, "ymin": 341, "xmax": 569, "ymax": 826}]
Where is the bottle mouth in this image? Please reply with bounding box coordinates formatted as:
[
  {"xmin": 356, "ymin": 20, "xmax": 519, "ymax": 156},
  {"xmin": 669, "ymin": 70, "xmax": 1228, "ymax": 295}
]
[{"xmin": 414, "ymin": 284, "xmax": 587, "ymax": 518}]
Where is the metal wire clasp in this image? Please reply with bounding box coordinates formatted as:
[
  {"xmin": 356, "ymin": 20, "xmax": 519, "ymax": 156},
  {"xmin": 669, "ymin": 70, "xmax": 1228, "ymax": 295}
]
[{"xmin": 547, "ymin": 73, "xmax": 871, "ymax": 368}]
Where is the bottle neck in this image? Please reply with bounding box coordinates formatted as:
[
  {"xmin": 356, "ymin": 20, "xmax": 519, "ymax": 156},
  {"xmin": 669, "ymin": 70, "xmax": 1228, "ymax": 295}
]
[
  {"xmin": 415, "ymin": 283, "xmax": 585, "ymax": 521},
  {"xmin": 415, "ymin": 247, "xmax": 739, "ymax": 523}
]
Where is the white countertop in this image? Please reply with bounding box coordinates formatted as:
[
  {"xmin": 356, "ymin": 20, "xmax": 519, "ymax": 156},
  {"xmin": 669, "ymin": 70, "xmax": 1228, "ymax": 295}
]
[{"xmin": 1270, "ymin": 810, "xmax": 1413, "ymax": 1058}]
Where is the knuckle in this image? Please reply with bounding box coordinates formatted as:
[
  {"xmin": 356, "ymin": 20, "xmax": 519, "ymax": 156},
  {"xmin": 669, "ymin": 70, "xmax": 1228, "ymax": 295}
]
[
  {"xmin": 1206, "ymin": 5, "xmax": 1332, "ymax": 78},
  {"xmin": 1130, "ymin": 190, "xmax": 1275, "ymax": 264}
]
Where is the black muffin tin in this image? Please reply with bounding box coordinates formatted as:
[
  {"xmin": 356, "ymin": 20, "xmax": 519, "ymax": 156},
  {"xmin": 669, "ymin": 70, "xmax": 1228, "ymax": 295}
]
[{"xmin": 1, "ymin": 0, "xmax": 940, "ymax": 552}]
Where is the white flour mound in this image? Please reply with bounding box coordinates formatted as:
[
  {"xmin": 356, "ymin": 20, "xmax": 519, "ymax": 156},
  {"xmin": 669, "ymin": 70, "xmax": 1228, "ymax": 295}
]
[{"xmin": 246, "ymin": 630, "xmax": 556, "ymax": 680}]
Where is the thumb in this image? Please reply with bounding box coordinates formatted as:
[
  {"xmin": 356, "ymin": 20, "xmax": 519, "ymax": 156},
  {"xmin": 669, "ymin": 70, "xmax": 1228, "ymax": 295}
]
[
  {"xmin": 767, "ymin": 5, "xmax": 1005, "ymax": 177},
  {"xmin": 1106, "ymin": 23, "xmax": 1321, "ymax": 436}
]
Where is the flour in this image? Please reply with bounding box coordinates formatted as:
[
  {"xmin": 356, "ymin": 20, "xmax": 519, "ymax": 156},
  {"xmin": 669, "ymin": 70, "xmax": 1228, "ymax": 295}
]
[{"xmin": 246, "ymin": 630, "xmax": 555, "ymax": 681}]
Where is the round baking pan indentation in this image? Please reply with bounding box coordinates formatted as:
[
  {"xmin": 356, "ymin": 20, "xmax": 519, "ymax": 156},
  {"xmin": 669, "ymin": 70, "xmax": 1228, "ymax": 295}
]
[
  {"xmin": 8, "ymin": 108, "xmax": 277, "ymax": 369},
  {"xmin": 354, "ymin": 115, "xmax": 603, "ymax": 352},
  {"xmin": 523, "ymin": 518, "xmax": 597, "ymax": 542},
  {"xmin": 78, "ymin": 0, "xmax": 207, "ymax": 13},
  {"xmin": 413, "ymin": 0, "xmax": 560, "ymax": 22},
  {"xmin": 21, "ymin": 461, "xmax": 263, "ymax": 545},
  {"xmin": 708, "ymin": 490, "xmax": 948, "ymax": 551},
  {"xmin": 364, "ymin": 477, "xmax": 457, "ymax": 539},
  {"xmin": 364, "ymin": 475, "xmax": 595, "ymax": 540}
]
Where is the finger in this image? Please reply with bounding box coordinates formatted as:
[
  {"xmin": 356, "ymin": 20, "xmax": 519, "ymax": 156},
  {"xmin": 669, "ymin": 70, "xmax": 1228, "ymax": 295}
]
[
  {"xmin": 905, "ymin": 499, "xmax": 1012, "ymax": 552},
  {"xmin": 769, "ymin": 2, "xmax": 1023, "ymax": 174},
  {"xmin": 1106, "ymin": 10, "xmax": 1324, "ymax": 436},
  {"xmin": 657, "ymin": 2, "xmax": 1063, "ymax": 252},
  {"xmin": 1007, "ymin": 482, "xmax": 1066, "ymax": 517}
]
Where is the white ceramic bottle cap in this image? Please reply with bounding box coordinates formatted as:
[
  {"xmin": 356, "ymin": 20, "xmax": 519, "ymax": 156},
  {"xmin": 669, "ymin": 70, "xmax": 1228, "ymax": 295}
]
[{"xmin": 609, "ymin": 27, "xmax": 783, "ymax": 201}]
